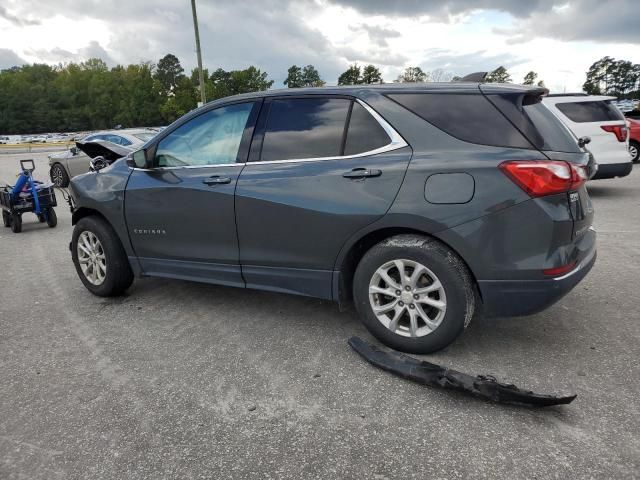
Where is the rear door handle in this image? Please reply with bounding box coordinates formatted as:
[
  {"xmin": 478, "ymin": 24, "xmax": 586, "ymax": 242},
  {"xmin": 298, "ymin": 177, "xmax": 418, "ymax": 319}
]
[
  {"xmin": 342, "ymin": 168, "xmax": 382, "ymax": 179},
  {"xmin": 203, "ymin": 176, "xmax": 232, "ymax": 185}
]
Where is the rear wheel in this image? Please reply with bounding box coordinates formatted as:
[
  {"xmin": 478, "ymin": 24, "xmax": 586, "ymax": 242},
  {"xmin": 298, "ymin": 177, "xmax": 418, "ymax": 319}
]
[
  {"xmin": 629, "ymin": 141, "xmax": 639, "ymax": 163},
  {"xmin": 2, "ymin": 211, "xmax": 10, "ymax": 227},
  {"xmin": 10, "ymin": 214, "xmax": 21, "ymax": 233},
  {"xmin": 353, "ymin": 235, "xmax": 476, "ymax": 354},
  {"xmin": 50, "ymin": 163, "xmax": 69, "ymax": 187},
  {"xmin": 72, "ymin": 216, "xmax": 133, "ymax": 296}
]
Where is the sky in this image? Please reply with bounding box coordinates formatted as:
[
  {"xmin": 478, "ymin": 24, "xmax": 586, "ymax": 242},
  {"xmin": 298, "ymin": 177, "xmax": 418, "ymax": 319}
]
[{"xmin": 1, "ymin": 0, "xmax": 639, "ymax": 92}]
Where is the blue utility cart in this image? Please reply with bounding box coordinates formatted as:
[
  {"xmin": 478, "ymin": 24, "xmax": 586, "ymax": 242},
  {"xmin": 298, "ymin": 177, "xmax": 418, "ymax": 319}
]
[{"xmin": 1, "ymin": 159, "xmax": 57, "ymax": 233}]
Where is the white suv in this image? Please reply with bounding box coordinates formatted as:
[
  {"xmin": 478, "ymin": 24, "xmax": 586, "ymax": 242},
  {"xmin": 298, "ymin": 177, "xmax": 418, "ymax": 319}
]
[{"xmin": 543, "ymin": 94, "xmax": 632, "ymax": 179}]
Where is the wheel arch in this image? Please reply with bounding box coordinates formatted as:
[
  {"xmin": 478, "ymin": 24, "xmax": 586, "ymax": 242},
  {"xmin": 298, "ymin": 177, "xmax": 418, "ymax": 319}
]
[{"xmin": 334, "ymin": 224, "xmax": 481, "ymax": 306}]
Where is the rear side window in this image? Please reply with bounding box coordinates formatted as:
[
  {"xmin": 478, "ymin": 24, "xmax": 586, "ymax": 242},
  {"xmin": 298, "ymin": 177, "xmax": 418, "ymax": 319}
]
[
  {"xmin": 387, "ymin": 93, "xmax": 532, "ymax": 149},
  {"xmin": 261, "ymin": 98, "xmax": 350, "ymax": 161},
  {"xmin": 556, "ymin": 101, "xmax": 624, "ymax": 123},
  {"xmin": 344, "ymin": 103, "xmax": 391, "ymax": 155}
]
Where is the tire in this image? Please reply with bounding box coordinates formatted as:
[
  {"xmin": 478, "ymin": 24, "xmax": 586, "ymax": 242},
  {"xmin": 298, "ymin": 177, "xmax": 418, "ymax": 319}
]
[
  {"xmin": 10, "ymin": 214, "xmax": 21, "ymax": 233},
  {"xmin": 46, "ymin": 208, "xmax": 57, "ymax": 228},
  {"xmin": 71, "ymin": 216, "xmax": 134, "ymax": 296},
  {"xmin": 353, "ymin": 234, "xmax": 476, "ymax": 354},
  {"xmin": 2, "ymin": 211, "xmax": 10, "ymax": 227},
  {"xmin": 50, "ymin": 163, "xmax": 69, "ymax": 187},
  {"xmin": 629, "ymin": 141, "xmax": 639, "ymax": 163}
]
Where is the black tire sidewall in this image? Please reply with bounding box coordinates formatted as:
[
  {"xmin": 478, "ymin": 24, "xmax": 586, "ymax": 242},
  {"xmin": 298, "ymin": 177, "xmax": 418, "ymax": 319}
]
[
  {"xmin": 10, "ymin": 214, "xmax": 21, "ymax": 233},
  {"xmin": 72, "ymin": 216, "xmax": 133, "ymax": 296},
  {"xmin": 353, "ymin": 239, "xmax": 472, "ymax": 354},
  {"xmin": 46, "ymin": 208, "xmax": 57, "ymax": 228}
]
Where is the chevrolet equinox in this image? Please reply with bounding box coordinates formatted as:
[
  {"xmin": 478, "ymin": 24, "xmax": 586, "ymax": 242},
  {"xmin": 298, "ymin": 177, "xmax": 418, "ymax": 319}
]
[{"xmin": 68, "ymin": 83, "xmax": 597, "ymax": 353}]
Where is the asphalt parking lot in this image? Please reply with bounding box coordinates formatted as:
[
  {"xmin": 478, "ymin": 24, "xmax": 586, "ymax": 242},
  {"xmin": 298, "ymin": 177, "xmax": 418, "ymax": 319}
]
[{"xmin": 0, "ymin": 153, "xmax": 639, "ymax": 479}]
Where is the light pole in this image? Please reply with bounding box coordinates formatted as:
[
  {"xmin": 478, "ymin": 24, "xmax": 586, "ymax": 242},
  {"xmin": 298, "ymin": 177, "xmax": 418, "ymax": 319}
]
[{"xmin": 191, "ymin": 0, "xmax": 206, "ymax": 106}]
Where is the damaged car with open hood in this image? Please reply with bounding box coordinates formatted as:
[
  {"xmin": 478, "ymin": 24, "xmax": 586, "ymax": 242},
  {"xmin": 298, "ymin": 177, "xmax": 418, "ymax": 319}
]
[{"xmin": 67, "ymin": 82, "xmax": 596, "ymax": 354}]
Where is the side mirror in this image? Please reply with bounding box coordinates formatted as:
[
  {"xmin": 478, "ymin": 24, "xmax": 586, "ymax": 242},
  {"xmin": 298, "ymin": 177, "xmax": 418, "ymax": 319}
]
[{"xmin": 128, "ymin": 149, "xmax": 152, "ymax": 169}]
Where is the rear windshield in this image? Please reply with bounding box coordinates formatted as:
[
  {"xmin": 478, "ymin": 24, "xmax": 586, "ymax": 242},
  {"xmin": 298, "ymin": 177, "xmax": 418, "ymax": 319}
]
[
  {"xmin": 556, "ymin": 101, "xmax": 624, "ymax": 123},
  {"xmin": 523, "ymin": 102, "xmax": 581, "ymax": 153}
]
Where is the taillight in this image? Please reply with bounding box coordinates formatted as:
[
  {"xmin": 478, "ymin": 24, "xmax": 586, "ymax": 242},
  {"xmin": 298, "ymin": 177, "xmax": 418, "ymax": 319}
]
[
  {"xmin": 543, "ymin": 260, "xmax": 577, "ymax": 277},
  {"xmin": 499, "ymin": 161, "xmax": 587, "ymax": 197},
  {"xmin": 601, "ymin": 124, "xmax": 628, "ymax": 142}
]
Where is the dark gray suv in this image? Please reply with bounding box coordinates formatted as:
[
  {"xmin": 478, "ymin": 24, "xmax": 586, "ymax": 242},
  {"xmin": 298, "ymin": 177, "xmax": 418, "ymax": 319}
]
[{"xmin": 68, "ymin": 83, "xmax": 596, "ymax": 353}]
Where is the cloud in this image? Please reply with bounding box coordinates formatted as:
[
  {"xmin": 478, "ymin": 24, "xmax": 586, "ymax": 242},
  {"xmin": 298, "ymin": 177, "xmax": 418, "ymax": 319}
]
[
  {"xmin": 350, "ymin": 23, "xmax": 402, "ymax": 47},
  {"xmin": 0, "ymin": 48, "xmax": 26, "ymax": 69},
  {"xmin": 26, "ymin": 41, "xmax": 115, "ymax": 66},
  {"xmin": 0, "ymin": 5, "xmax": 40, "ymax": 26},
  {"xmin": 331, "ymin": 0, "xmax": 640, "ymax": 44},
  {"xmin": 325, "ymin": 0, "xmax": 557, "ymax": 19},
  {"xmin": 417, "ymin": 48, "xmax": 529, "ymax": 76}
]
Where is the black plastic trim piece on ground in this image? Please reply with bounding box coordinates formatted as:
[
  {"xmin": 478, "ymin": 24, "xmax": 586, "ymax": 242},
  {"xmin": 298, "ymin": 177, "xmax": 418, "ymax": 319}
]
[{"xmin": 348, "ymin": 336, "xmax": 576, "ymax": 407}]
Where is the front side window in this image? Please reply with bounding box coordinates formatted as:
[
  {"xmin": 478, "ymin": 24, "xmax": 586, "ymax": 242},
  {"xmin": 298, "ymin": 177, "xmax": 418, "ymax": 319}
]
[
  {"xmin": 260, "ymin": 98, "xmax": 350, "ymax": 161},
  {"xmin": 156, "ymin": 102, "xmax": 255, "ymax": 167}
]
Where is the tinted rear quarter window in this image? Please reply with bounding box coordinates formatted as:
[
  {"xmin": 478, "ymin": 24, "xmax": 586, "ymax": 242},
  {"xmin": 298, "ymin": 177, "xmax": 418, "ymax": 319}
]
[
  {"xmin": 344, "ymin": 102, "xmax": 391, "ymax": 155},
  {"xmin": 387, "ymin": 93, "xmax": 533, "ymax": 149},
  {"xmin": 556, "ymin": 101, "xmax": 624, "ymax": 123},
  {"xmin": 261, "ymin": 98, "xmax": 350, "ymax": 161}
]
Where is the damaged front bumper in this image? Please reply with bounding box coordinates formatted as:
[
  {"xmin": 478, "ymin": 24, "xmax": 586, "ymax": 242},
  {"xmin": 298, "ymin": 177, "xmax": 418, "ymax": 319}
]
[{"xmin": 349, "ymin": 336, "xmax": 576, "ymax": 407}]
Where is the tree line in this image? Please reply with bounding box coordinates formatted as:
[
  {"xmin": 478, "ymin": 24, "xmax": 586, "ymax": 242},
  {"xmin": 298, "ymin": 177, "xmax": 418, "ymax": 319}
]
[{"xmin": 0, "ymin": 54, "xmax": 637, "ymax": 134}]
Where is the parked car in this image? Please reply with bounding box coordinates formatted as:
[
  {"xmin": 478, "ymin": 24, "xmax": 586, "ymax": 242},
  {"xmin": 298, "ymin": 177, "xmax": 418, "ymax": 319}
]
[
  {"xmin": 0, "ymin": 136, "xmax": 9, "ymax": 144},
  {"xmin": 628, "ymin": 118, "xmax": 640, "ymax": 163},
  {"xmin": 48, "ymin": 129, "xmax": 158, "ymax": 187},
  {"xmin": 543, "ymin": 94, "xmax": 631, "ymax": 179},
  {"xmin": 68, "ymin": 83, "xmax": 596, "ymax": 353}
]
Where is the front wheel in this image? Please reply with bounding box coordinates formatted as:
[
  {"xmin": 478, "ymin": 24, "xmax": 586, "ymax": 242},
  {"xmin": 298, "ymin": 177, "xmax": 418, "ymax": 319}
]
[
  {"xmin": 629, "ymin": 141, "xmax": 639, "ymax": 163},
  {"xmin": 72, "ymin": 216, "xmax": 134, "ymax": 296},
  {"xmin": 353, "ymin": 235, "xmax": 476, "ymax": 354}
]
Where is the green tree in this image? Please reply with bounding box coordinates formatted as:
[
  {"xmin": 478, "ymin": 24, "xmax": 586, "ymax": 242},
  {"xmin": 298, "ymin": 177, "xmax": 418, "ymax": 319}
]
[
  {"xmin": 361, "ymin": 64, "xmax": 383, "ymax": 84},
  {"xmin": 154, "ymin": 53, "xmax": 185, "ymax": 93},
  {"xmin": 208, "ymin": 66, "xmax": 274, "ymax": 100},
  {"xmin": 395, "ymin": 66, "xmax": 428, "ymax": 83},
  {"xmin": 301, "ymin": 65, "xmax": 324, "ymax": 87},
  {"xmin": 338, "ymin": 64, "xmax": 362, "ymax": 85},
  {"xmin": 284, "ymin": 65, "xmax": 303, "ymax": 88},
  {"xmin": 523, "ymin": 71, "xmax": 538, "ymax": 85},
  {"xmin": 485, "ymin": 66, "xmax": 511, "ymax": 83}
]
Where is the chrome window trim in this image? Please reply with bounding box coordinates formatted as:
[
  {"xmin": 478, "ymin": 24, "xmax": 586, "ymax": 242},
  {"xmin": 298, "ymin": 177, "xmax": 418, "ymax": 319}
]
[{"xmin": 131, "ymin": 98, "xmax": 407, "ymax": 171}]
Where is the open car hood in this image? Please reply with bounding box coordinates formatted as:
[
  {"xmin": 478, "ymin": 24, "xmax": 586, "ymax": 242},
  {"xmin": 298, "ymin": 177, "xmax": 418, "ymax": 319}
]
[{"xmin": 75, "ymin": 140, "xmax": 133, "ymax": 161}]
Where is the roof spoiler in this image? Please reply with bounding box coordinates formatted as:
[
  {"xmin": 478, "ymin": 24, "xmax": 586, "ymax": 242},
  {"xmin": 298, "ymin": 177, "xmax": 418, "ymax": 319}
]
[{"xmin": 457, "ymin": 72, "xmax": 488, "ymax": 82}]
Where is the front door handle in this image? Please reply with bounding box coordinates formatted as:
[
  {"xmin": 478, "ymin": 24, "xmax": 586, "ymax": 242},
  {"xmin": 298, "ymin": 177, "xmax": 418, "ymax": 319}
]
[
  {"xmin": 342, "ymin": 168, "xmax": 382, "ymax": 179},
  {"xmin": 203, "ymin": 176, "xmax": 232, "ymax": 186}
]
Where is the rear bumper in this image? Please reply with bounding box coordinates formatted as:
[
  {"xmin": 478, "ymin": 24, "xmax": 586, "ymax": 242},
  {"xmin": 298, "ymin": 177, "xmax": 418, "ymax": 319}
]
[
  {"xmin": 592, "ymin": 161, "xmax": 632, "ymax": 179},
  {"xmin": 478, "ymin": 232, "xmax": 597, "ymax": 317}
]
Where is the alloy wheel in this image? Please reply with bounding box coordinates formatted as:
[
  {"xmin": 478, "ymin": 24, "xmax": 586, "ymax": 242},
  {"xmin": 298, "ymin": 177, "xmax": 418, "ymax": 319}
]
[
  {"xmin": 630, "ymin": 144, "xmax": 639, "ymax": 162},
  {"xmin": 368, "ymin": 259, "xmax": 447, "ymax": 338},
  {"xmin": 52, "ymin": 165, "xmax": 65, "ymax": 187},
  {"xmin": 77, "ymin": 231, "xmax": 107, "ymax": 285}
]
